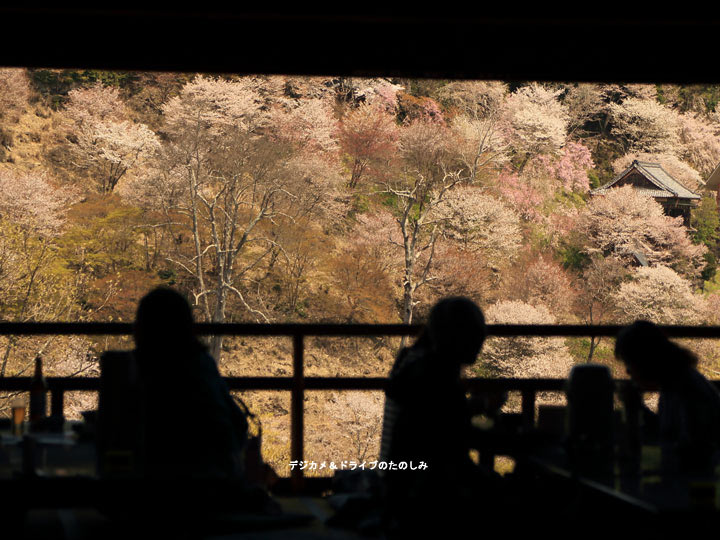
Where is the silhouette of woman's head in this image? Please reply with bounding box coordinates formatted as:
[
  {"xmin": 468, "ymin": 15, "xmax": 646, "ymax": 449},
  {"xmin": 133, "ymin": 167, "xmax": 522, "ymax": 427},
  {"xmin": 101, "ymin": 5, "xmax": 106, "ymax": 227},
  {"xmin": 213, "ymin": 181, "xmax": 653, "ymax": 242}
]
[
  {"xmin": 134, "ymin": 287, "xmax": 197, "ymax": 353},
  {"xmin": 425, "ymin": 297, "xmax": 486, "ymax": 367},
  {"xmin": 615, "ymin": 320, "xmax": 697, "ymax": 385}
]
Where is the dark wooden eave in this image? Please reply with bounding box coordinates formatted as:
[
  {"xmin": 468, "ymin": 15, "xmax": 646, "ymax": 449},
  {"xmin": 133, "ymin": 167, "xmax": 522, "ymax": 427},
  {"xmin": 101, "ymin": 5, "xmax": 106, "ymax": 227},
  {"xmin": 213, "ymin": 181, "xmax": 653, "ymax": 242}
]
[
  {"xmin": 1, "ymin": 9, "xmax": 720, "ymax": 83},
  {"xmin": 707, "ymin": 163, "xmax": 720, "ymax": 192}
]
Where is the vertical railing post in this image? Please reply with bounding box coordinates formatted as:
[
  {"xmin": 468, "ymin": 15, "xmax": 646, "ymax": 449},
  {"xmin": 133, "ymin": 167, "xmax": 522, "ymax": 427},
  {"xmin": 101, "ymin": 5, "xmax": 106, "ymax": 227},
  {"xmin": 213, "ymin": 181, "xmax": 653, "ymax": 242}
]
[
  {"xmin": 521, "ymin": 389, "xmax": 536, "ymax": 429},
  {"xmin": 51, "ymin": 388, "xmax": 64, "ymax": 419},
  {"xmin": 291, "ymin": 333, "xmax": 305, "ymax": 493}
]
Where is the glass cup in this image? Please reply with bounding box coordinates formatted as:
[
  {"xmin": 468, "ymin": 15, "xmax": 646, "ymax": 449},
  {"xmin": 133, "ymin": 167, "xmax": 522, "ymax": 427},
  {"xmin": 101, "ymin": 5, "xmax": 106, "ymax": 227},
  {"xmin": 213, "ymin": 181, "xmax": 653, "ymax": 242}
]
[{"xmin": 11, "ymin": 399, "xmax": 26, "ymax": 436}]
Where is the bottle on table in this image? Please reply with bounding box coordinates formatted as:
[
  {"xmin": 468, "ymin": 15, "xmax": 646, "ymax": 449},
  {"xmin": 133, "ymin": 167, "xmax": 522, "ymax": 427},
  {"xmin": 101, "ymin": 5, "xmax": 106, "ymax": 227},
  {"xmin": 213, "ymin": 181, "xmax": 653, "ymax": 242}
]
[
  {"xmin": 29, "ymin": 355, "xmax": 48, "ymax": 430},
  {"xmin": 10, "ymin": 398, "xmax": 26, "ymax": 436}
]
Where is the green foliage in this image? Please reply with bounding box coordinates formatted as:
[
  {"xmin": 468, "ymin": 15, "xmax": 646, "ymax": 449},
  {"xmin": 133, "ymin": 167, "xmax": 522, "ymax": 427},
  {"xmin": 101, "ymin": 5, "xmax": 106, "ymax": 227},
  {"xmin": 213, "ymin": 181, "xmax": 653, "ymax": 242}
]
[
  {"xmin": 59, "ymin": 196, "xmax": 143, "ymax": 277},
  {"xmin": 587, "ymin": 169, "xmax": 602, "ymax": 189},
  {"xmin": 704, "ymin": 272, "xmax": 720, "ymax": 295},
  {"xmin": 473, "ymin": 354, "xmax": 502, "ymax": 378},
  {"xmin": 0, "ymin": 219, "xmax": 77, "ymax": 322},
  {"xmin": 588, "ymin": 138, "xmax": 623, "ymax": 186},
  {"xmin": 157, "ymin": 268, "xmax": 177, "ymax": 286},
  {"xmin": 350, "ymin": 193, "xmax": 370, "ymax": 214},
  {"xmin": 701, "ymin": 252, "xmax": 718, "ymax": 283},
  {"xmin": 295, "ymin": 299, "xmax": 308, "ymax": 319},
  {"xmin": 558, "ymin": 242, "xmax": 590, "ymax": 272},
  {"xmin": 527, "ymin": 224, "xmax": 552, "ymax": 252},
  {"xmin": 398, "ymin": 78, "xmax": 447, "ymax": 99},
  {"xmin": 377, "ymin": 191, "xmax": 398, "ymax": 209},
  {"xmin": 691, "ymin": 196, "xmax": 720, "ymax": 248},
  {"xmin": 658, "ymin": 84, "xmax": 720, "ymax": 113},
  {"xmin": 566, "ymin": 338, "xmax": 618, "ymax": 371},
  {"xmin": 691, "ymin": 196, "xmax": 720, "ymax": 283},
  {"xmin": 29, "ymin": 69, "xmax": 138, "ymax": 109},
  {"xmin": 552, "ymin": 188, "xmax": 587, "ymax": 210}
]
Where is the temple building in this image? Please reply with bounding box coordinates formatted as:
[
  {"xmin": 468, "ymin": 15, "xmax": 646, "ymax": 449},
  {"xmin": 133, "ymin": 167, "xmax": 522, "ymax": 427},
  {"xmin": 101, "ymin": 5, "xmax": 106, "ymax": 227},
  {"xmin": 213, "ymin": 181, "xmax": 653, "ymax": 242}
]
[{"xmin": 590, "ymin": 160, "xmax": 701, "ymax": 225}]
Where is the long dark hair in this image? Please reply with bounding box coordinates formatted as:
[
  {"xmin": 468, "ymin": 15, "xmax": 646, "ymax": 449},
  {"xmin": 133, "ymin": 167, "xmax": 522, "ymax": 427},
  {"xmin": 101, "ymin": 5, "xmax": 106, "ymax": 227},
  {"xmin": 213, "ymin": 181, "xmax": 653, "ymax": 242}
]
[
  {"xmin": 615, "ymin": 320, "xmax": 698, "ymax": 378},
  {"xmin": 415, "ymin": 297, "xmax": 487, "ymax": 366},
  {"xmin": 134, "ymin": 287, "xmax": 205, "ymax": 358}
]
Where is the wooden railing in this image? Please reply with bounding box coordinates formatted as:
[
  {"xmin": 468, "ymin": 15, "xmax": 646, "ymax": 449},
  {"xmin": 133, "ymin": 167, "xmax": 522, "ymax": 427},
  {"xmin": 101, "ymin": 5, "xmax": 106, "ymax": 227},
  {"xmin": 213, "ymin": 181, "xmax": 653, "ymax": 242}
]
[{"xmin": 1, "ymin": 322, "xmax": 719, "ymax": 492}]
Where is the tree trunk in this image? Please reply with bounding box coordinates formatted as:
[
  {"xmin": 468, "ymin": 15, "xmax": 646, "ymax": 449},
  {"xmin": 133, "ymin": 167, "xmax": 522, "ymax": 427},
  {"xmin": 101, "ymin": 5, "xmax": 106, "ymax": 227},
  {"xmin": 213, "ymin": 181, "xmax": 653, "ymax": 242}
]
[
  {"xmin": 587, "ymin": 336, "xmax": 602, "ymax": 363},
  {"xmin": 400, "ymin": 265, "xmax": 414, "ymax": 348},
  {"xmin": 209, "ymin": 287, "xmax": 227, "ymax": 363}
]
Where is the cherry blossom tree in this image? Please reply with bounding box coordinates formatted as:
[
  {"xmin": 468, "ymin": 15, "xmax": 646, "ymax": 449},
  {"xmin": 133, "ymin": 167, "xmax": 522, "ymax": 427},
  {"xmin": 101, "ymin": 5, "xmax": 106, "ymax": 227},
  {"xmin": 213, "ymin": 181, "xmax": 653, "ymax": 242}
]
[
  {"xmin": 0, "ymin": 168, "xmax": 80, "ymax": 377},
  {"xmin": 482, "ymin": 300, "xmax": 575, "ymax": 379},
  {"xmin": 440, "ymin": 82, "xmax": 510, "ymax": 183},
  {"xmin": 378, "ymin": 119, "xmax": 465, "ymax": 328},
  {"xmin": 496, "ymin": 170, "xmax": 545, "ymax": 222},
  {"xmin": 0, "ymin": 168, "xmax": 76, "ymax": 236},
  {"xmin": 124, "ymin": 76, "xmax": 343, "ymax": 359},
  {"xmin": 336, "ymin": 104, "xmax": 399, "ymax": 188},
  {"xmin": 325, "ymin": 391, "xmax": 384, "ymax": 462},
  {"xmin": 438, "ymin": 80, "xmax": 507, "ymax": 119},
  {"xmin": 270, "ymin": 98, "xmax": 339, "ymax": 156},
  {"xmin": 573, "ymin": 256, "xmax": 628, "ymax": 362},
  {"xmin": 577, "ymin": 185, "xmax": 707, "ymax": 279},
  {"xmin": 64, "ymin": 83, "xmax": 160, "ymax": 193},
  {"xmin": 419, "ymin": 187, "xmax": 522, "ymax": 307},
  {"xmin": 517, "ymin": 140, "xmax": 594, "ymax": 197},
  {"xmin": 676, "ymin": 112, "xmax": 720, "ymax": 178},
  {"xmin": 612, "ymin": 265, "xmax": 704, "ymax": 324},
  {"xmin": 553, "ymin": 141, "xmax": 594, "ymax": 192},
  {"xmin": 282, "ymin": 153, "xmax": 349, "ymax": 226},
  {"xmin": 609, "ymin": 96, "xmax": 681, "ymax": 154},
  {"xmin": 433, "ymin": 186, "xmax": 522, "ymax": 262},
  {"xmin": 64, "ymin": 83, "xmax": 126, "ymax": 124},
  {"xmin": 352, "ymin": 209, "xmax": 402, "ymax": 269},
  {"xmin": 503, "ymin": 83, "xmax": 568, "ymax": 170},
  {"xmin": 450, "ymin": 113, "xmax": 509, "ymax": 184},
  {"xmin": 562, "ymin": 83, "xmax": 605, "ymax": 137},
  {"xmin": 425, "ymin": 242, "xmax": 495, "ymax": 305},
  {"xmin": 504, "ymin": 253, "xmax": 577, "ymax": 322},
  {"xmin": 152, "ymin": 76, "xmax": 290, "ymax": 358},
  {"xmin": 337, "ymin": 78, "xmax": 403, "ymax": 112}
]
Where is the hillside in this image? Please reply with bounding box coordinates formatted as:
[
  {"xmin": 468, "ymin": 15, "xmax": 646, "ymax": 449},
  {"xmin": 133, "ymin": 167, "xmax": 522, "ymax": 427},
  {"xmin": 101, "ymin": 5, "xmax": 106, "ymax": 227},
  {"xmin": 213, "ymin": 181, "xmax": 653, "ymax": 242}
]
[{"xmin": 1, "ymin": 68, "xmax": 720, "ymax": 473}]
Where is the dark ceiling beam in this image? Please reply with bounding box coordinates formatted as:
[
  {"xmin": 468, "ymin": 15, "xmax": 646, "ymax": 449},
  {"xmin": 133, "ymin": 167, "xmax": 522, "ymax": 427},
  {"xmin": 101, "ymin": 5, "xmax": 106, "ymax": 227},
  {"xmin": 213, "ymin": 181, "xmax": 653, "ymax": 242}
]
[{"xmin": 1, "ymin": 9, "xmax": 719, "ymax": 83}]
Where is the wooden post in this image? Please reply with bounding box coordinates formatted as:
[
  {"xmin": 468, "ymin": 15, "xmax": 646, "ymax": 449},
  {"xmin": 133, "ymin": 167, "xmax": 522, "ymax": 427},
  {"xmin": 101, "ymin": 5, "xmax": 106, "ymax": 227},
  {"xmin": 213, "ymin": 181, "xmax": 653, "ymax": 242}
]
[
  {"xmin": 521, "ymin": 390, "xmax": 535, "ymax": 429},
  {"xmin": 291, "ymin": 334, "xmax": 305, "ymax": 493},
  {"xmin": 50, "ymin": 388, "xmax": 64, "ymax": 419}
]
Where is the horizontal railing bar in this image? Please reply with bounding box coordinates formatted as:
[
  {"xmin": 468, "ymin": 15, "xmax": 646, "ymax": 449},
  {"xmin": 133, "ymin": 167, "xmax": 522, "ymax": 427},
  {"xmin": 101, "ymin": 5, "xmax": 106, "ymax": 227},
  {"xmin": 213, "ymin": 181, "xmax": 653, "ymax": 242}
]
[
  {"xmin": 0, "ymin": 378, "xmax": 101, "ymax": 391},
  {"xmin": 0, "ymin": 322, "xmax": 719, "ymax": 338},
  {"xmin": 0, "ymin": 376, "xmax": 714, "ymax": 393},
  {"xmin": 0, "ymin": 322, "xmax": 424, "ymax": 336}
]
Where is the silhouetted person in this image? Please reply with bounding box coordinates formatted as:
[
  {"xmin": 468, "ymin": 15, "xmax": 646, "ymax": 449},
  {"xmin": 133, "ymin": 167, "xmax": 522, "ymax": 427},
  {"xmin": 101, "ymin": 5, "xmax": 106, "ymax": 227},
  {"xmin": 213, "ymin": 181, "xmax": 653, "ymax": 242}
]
[
  {"xmin": 379, "ymin": 297, "xmax": 501, "ymax": 533},
  {"xmin": 133, "ymin": 287, "xmax": 249, "ymax": 480},
  {"xmin": 615, "ymin": 320, "xmax": 720, "ymax": 478}
]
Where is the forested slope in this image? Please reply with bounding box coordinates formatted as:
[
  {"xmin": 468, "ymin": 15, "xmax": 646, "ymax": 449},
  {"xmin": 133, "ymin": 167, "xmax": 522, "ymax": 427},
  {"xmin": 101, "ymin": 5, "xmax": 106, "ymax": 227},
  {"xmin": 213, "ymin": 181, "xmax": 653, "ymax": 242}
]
[{"xmin": 2, "ymin": 69, "xmax": 720, "ymax": 472}]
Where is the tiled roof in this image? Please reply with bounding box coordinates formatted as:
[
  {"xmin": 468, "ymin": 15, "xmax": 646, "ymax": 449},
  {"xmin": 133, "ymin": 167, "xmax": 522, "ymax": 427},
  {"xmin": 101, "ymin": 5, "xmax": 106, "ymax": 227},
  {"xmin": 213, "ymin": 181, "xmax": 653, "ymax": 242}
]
[
  {"xmin": 591, "ymin": 160, "xmax": 701, "ymax": 200},
  {"xmin": 707, "ymin": 162, "xmax": 720, "ymax": 191},
  {"xmin": 592, "ymin": 187, "xmax": 669, "ymax": 198},
  {"xmin": 635, "ymin": 162, "xmax": 700, "ymax": 199}
]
